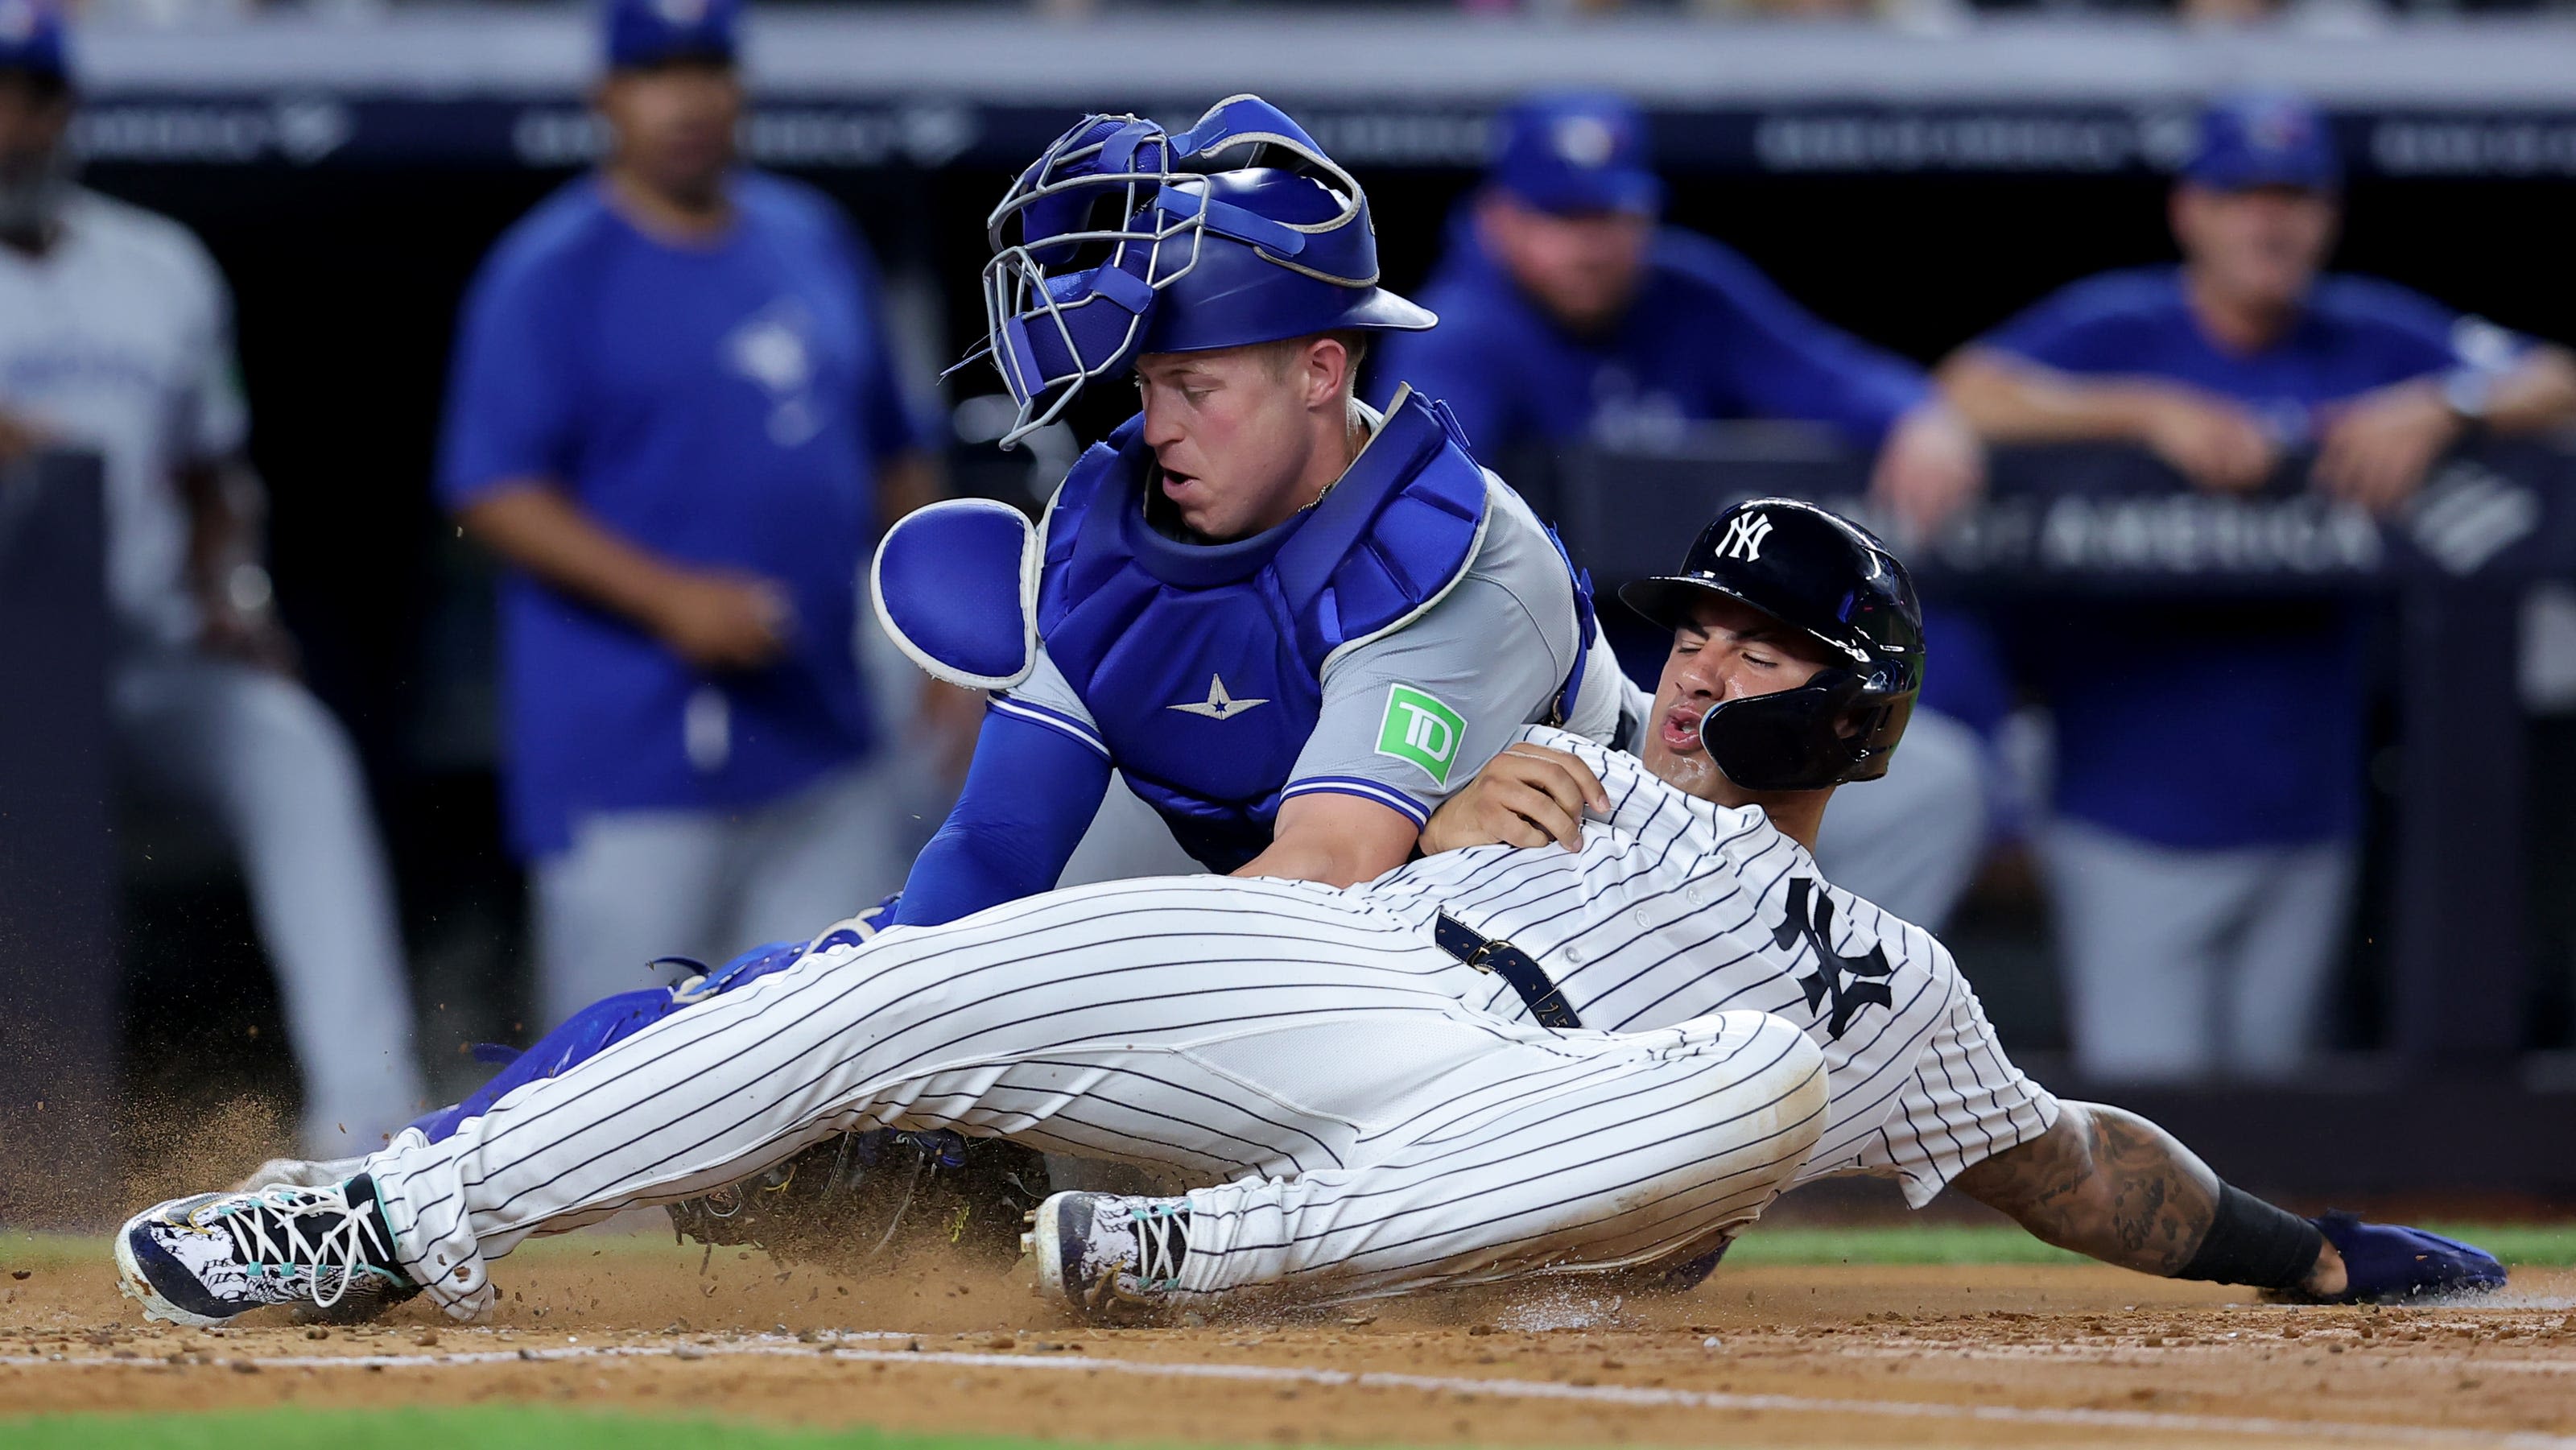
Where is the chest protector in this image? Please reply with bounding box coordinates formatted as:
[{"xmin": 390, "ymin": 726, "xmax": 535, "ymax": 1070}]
[{"xmin": 1037, "ymin": 391, "xmax": 1489, "ymax": 869}]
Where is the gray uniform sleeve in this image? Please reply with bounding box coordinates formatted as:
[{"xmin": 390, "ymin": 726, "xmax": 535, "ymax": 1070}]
[
  {"xmin": 988, "ymin": 639, "xmax": 1108, "ymax": 758},
  {"xmin": 1283, "ymin": 485, "xmax": 1582, "ymax": 827}
]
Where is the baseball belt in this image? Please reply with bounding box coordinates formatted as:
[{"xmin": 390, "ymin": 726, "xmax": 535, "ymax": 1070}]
[{"xmin": 1434, "ymin": 912, "xmax": 1585, "ymax": 1030}]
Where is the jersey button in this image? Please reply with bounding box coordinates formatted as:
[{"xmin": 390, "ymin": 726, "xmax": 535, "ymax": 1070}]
[
  {"xmin": 1561, "ymin": 944, "xmax": 1585, "ymax": 965},
  {"xmin": 1686, "ymin": 885, "xmax": 1709, "ymax": 907}
]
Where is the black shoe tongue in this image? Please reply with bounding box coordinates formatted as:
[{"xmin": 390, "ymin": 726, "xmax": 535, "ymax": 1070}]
[{"xmin": 338, "ymin": 1173, "xmax": 402, "ymax": 1269}]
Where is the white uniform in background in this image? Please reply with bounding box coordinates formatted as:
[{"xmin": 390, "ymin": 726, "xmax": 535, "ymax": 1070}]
[
  {"xmin": 361, "ymin": 726, "xmax": 2048, "ymax": 1316},
  {"xmin": 0, "ymin": 188, "xmax": 424, "ymax": 1153}
]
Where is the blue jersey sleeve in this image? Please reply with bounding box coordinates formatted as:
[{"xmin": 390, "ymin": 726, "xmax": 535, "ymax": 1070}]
[
  {"xmin": 1975, "ymin": 271, "xmax": 2168, "ymax": 375},
  {"xmin": 2318, "ymin": 275, "xmax": 2524, "ymax": 383},
  {"xmin": 893, "ymin": 705, "xmax": 1113, "ymax": 927},
  {"xmin": 1671, "ymin": 237, "xmax": 1930, "ymax": 447},
  {"xmin": 436, "ymin": 248, "xmax": 580, "ymax": 509}
]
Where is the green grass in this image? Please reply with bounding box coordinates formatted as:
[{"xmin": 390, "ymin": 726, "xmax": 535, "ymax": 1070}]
[
  {"xmin": 14, "ymin": 1221, "xmax": 2576, "ymax": 1279},
  {"xmin": 1720, "ymin": 1221, "xmax": 2576, "ymax": 1267},
  {"xmin": 0, "ymin": 1409, "xmax": 1089, "ymax": 1450},
  {"xmin": 2411, "ymin": 1224, "xmax": 2576, "ymax": 1267}
]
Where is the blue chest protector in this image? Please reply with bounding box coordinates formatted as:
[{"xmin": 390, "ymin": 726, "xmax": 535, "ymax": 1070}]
[{"xmin": 1036, "ymin": 392, "xmax": 1488, "ymax": 869}]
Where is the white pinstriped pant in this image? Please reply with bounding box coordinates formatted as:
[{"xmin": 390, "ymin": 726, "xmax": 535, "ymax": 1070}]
[{"xmin": 364, "ymin": 877, "xmax": 1827, "ymax": 1318}]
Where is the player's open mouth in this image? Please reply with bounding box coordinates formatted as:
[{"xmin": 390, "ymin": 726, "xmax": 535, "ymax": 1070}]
[
  {"xmin": 1660, "ymin": 707, "xmax": 1706, "ymax": 754},
  {"xmin": 1159, "ymin": 468, "xmax": 1201, "ymax": 499}
]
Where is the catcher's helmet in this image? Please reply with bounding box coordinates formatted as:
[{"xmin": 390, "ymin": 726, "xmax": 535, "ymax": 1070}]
[
  {"xmin": 1620, "ymin": 498, "xmax": 1924, "ymax": 793},
  {"xmin": 968, "ymin": 93, "xmax": 1435, "ymax": 447}
]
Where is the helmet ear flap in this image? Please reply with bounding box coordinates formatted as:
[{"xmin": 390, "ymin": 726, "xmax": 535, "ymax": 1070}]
[
  {"xmin": 1839, "ymin": 690, "xmax": 1916, "ymax": 784},
  {"xmin": 1699, "ymin": 669, "xmax": 1870, "ymax": 793}
]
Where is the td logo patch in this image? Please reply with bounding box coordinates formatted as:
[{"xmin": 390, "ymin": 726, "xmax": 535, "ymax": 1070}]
[{"xmin": 1376, "ymin": 685, "xmax": 1468, "ymax": 787}]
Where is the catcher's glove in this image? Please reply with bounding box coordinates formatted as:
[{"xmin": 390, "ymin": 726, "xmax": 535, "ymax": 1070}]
[{"xmin": 666, "ymin": 1128, "xmax": 1051, "ymax": 1275}]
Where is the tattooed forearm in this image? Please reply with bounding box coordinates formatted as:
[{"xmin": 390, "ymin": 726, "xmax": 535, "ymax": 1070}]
[{"xmin": 1949, "ymin": 1101, "xmax": 2222, "ymax": 1276}]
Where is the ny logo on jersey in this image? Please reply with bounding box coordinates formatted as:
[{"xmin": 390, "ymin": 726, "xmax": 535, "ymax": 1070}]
[
  {"xmin": 1715, "ymin": 511, "xmax": 1774, "ymax": 563},
  {"xmin": 1773, "ymin": 876, "xmax": 1893, "ymax": 1039}
]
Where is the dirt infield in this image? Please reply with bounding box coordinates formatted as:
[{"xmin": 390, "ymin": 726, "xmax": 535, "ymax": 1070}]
[{"xmin": 6, "ymin": 1233, "xmax": 2575, "ymax": 1448}]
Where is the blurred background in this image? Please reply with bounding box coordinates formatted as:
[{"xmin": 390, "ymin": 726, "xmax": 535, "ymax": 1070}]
[{"xmin": 5, "ymin": 0, "xmax": 2576, "ymax": 1221}]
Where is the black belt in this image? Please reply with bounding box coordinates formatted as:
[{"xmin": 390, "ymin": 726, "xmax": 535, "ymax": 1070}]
[{"xmin": 1435, "ymin": 912, "xmax": 1585, "ymax": 1030}]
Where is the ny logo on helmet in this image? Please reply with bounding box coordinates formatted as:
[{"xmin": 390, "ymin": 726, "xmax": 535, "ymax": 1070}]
[{"xmin": 1716, "ymin": 511, "xmax": 1774, "ymax": 563}]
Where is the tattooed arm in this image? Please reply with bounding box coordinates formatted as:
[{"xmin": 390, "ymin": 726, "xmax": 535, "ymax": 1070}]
[{"xmin": 1948, "ymin": 1101, "xmax": 2343, "ymax": 1291}]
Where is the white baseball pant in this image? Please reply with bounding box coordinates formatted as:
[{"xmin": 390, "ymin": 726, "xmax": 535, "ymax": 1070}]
[{"xmin": 365, "ymin": 877, "xmax": 1827, "ymax": 1317}]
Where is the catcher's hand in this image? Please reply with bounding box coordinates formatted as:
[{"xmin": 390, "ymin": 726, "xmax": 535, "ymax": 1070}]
[{"xmin": 1420, "ymin": 742, "xmax": 1609, "ymax": 855}]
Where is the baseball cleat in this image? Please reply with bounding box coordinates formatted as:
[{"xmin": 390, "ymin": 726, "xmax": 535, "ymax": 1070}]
[
  {"xmin": 1023, "ymin": 1192, "xmax": 1192, "ymax": 1320},
  {"xmin": 115, "ymin": 1175, "xmax": 415, "ymax": 1326},
  {"xmin": 2295, "ymin": 1212, "xmax": 2507, "ymax": 1303}
]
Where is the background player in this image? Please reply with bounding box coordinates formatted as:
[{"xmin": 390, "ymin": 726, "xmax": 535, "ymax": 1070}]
[
  {"xmin": 1938, "ymin": 89, "xmax": 2576, "ymax": 1081},
  {"xmin": 0, "ymin": 9, "xmax": 423, "ymax": 1155},
  {"xmin": 115, "ymin": 502, "xmax": 2491, "ymax": 1329},
  {"xmin": 436, "ymin": 0, "xmax": 941, "ymax": 1027},
  {"xmin": 1371, "ymin": 90, "xmax": 1991, "ymax": 932},
  {"xmin": 885, "ymin": 96, "xmax": 1628, "ymax": 927}
]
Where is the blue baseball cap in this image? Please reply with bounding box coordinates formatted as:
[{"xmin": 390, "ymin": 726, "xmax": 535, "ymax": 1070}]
[
  {"xmin": 604, "ymin": 0, "xmax": 740, "ymax": 71},
  {"xmin": 1488, "ymin": 91, "xmax": 1662, "ymax": 217},
  {"xmin": 0, "ymin": 0, "xmax": 70, "ymax": 85},
  {"xmin": 2184, "ymin": 89, "xmax": 2341, "ymax": 192}
]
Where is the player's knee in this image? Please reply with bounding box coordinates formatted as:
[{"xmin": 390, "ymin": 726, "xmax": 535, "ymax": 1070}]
[
  {"xmin": 1731, "ymin": 1007, "xmax": 1822, "ymax": 1066},
  {"xmin": 1737, "ymin": 1010, "xmax": 1829, "ymax": 1150}
]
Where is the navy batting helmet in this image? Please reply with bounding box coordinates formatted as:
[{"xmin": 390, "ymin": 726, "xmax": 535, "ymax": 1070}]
[
  {"xmin": 1620, "ymin": 498, "xmax": 1924, "ymax": 793},
  {"xmin": 968, "ymin": 94, "xmax": 1435, "ymax": 447}
]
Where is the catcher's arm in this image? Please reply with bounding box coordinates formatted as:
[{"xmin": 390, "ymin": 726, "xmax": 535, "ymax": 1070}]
[{"xmin": 894, "ymin": 708, "xmax": 1109, "ymax": 927}]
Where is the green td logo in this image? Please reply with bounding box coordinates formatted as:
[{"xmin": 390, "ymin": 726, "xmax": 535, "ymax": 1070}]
[{"xmin": 1376, "ymin": 685, "xmax": 1468, "ymax": 787}]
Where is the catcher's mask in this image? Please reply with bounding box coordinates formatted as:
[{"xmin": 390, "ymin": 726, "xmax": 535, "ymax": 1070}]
[
  {"xmin": 1620, "ymin": 498, "xmax": 1924, "ymax": 793},
  {"xmin": 963, "ymin": 93, "xmax": 1435, "ymax": 448}
]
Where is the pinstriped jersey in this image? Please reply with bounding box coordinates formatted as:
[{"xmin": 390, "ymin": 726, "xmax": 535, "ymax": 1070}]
[{"xmin": 1364, "ymin": 725, "xmax": 2058, "ymax": 1206}]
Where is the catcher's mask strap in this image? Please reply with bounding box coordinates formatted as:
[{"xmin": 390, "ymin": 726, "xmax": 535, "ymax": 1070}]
[
  {"xmin": 1095, "ymin": 117, "xmax": 1162, "ymax": 174},
  {"xmin": 1154, "ymin": 184, "xmax": 1309, "ymax": 257}
]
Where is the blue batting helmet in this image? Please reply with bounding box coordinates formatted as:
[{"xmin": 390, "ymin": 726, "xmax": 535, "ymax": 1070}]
[{"xmin": 969, "ymin": 93, "xmax": 1436, "ymax": 447}]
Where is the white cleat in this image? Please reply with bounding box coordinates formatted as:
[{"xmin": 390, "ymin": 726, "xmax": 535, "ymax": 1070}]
[
  {"xmin": 1025, "ymin": 1192, "xmax": 1192, "ymax": 1322},
  {"xmin": 115, "ymin": 1175, "xmax": 415, "ymax": 1327}
]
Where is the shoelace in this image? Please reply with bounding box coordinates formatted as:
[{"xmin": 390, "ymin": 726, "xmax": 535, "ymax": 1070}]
[
  {"xmin": 201, "ymin": 1186, "xmax": 386, "ymax": 1311},
  {"xmin": 1125, "ymin": 1203, "xmax": 1189, "ymax": 1289},
  {"xmin": 1079, "ymin": 1200, "xmax": 1192, "ymax": 1313}
]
